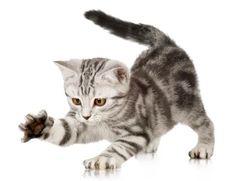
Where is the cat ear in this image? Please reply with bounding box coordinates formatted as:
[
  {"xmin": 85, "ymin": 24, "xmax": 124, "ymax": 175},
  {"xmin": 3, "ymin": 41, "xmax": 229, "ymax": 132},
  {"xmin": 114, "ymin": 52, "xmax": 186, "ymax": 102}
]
[
  {"xmin": 102, "ymin": 67, "xmax": 129, "ymax": 84},
  {"xmin": 54, "ymin": 61, "xmax": 77, "ymax": 81},
  {"xmin": 99, "ymin": 65, "xmax": 129, "ymax": 93}
]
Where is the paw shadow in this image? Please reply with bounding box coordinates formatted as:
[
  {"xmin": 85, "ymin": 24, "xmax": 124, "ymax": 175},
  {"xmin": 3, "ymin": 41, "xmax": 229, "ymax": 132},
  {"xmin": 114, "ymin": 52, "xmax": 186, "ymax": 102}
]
[
  {"xmin": 189, "ymin": 158, "xmax": 212, "ymax": 166},
  {"xmin": 83, "ymin": 168, "xmax": 120, "ymax": 178}
]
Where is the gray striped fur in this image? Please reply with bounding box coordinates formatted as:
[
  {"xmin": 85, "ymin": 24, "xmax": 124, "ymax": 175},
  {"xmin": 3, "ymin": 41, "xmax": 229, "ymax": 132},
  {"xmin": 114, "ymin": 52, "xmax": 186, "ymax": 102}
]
[
  {"xmin": 21, "ymin": 10, "xmax": 214, "ymax": 169},
  {"xmin": 59, "ymin": 119, "xmax": 72, "ymax": 145}
]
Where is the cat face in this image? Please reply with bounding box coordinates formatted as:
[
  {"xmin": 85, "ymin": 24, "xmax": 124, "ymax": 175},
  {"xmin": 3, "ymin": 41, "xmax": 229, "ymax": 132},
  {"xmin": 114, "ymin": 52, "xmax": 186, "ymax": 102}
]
[{"xmin": 55, "ymin": 58, "xmax": 129, "ymax": 125}]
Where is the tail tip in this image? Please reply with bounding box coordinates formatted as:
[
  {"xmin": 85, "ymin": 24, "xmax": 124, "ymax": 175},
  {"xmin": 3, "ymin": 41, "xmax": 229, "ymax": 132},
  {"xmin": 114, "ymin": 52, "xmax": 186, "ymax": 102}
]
[{"xmin": 84, "ymin": 10, "xmax": 104, "ymax": 22}]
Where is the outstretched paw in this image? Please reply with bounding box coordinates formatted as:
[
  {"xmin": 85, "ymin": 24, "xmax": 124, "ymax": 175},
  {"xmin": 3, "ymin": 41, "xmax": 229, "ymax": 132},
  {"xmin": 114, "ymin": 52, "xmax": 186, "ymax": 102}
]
[
  {"xmin": 19, "ymin": 110, "xmax": 52, "ymax": 142},
  {"xmin": 83, "ymin": 156, "xmax": 120, "ymax": 170},
  {"xmin": 189, "ymin": 144, "xmax": 214, "ymax": 159}
]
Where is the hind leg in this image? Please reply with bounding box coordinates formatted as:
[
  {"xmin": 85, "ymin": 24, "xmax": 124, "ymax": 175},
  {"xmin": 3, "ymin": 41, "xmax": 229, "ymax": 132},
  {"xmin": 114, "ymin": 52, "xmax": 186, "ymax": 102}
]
[
  {"xmin": 142, "ymin": 137, "xmax": 160, "ymax": 153},
  {"xmin": 187, "ymin": 114, "xmax": 215, "ymax": 159},
  {"xmin": 136, "ymin": 137, "xmax": 160, "ymax": 159}
]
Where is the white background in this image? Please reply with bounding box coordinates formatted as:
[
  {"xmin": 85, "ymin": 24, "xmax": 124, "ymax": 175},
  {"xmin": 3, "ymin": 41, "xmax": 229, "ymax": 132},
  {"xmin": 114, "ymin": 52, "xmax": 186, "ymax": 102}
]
[{"xmin": 0, "ymin": 0, "xmax": 236, "ymax": 180}]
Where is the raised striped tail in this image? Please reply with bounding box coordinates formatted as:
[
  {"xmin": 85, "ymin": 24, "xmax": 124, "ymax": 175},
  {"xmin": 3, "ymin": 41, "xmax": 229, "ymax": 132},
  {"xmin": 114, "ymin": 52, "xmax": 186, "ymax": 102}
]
[{"xmin": 84, "ymin": 10, "xmax": 174, "ymax": 47}]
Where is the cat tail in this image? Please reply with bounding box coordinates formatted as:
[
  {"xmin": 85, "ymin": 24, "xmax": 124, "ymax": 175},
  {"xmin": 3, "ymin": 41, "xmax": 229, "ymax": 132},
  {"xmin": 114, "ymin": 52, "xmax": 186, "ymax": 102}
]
[{"xmin": 84, "ymin": 10, "xmax": 174, "ymax": 47}]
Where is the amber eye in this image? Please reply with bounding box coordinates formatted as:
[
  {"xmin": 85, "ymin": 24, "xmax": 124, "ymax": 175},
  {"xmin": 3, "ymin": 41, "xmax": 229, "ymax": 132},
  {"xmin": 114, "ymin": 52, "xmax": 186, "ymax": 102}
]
[
  {"xmin": 94, "ymin": 98, "xmax": 106, "ymax": 106},
  {"xmin": 72, "ymin": 98, "xmax": 81, "ymax": 105}
]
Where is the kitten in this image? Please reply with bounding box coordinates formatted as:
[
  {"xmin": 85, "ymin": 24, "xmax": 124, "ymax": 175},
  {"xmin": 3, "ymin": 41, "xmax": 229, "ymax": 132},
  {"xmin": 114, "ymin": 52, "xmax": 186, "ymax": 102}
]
[{"xmin": 19, "ymin": 10, "xmax": 214, "ymax": 169}]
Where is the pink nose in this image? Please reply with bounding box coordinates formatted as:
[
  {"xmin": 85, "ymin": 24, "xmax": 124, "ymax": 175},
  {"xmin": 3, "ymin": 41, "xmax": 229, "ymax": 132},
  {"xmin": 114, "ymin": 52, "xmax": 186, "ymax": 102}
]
[{"xmin": 83, "ymin": 116, "xmax": 91, "ymax": 120}]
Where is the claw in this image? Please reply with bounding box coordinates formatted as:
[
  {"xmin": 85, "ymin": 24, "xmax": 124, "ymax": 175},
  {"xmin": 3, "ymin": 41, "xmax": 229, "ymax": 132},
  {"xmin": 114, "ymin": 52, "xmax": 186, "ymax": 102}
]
[
  {"xmin": 21, "ymin": 132, "xmax": 31, "ymax": 143},
  {"xmin": 95, "ymin": 161, "xmax": 100, "ymax": 169},
  {"xmin": 25, "ymin": 114, "xmax": 34, "ymax": 122},
  {"xmin": 88, "ymin": 162, "xmax": 92, "ymax": 169},
  {"xmin": 21, "ymin": 137, "xmax": 25, "ymax": 143},
  {"xmin": 37, "ymin": 110, "xmax": 47, "ymax": 121},
  {"xmin": 21, "ymin": 136, "xmax": 30, "ymax": 143},
  {"xmin": 188, "ymin": 151, "xmax": 192, "ymax": 158},
  {"xmin": 196, "ymin": 152, "xmax": 200, "ymax": 159},
  {"xmin": 19, "ymin": 123, "xmax": 26, "ymax": 131}
]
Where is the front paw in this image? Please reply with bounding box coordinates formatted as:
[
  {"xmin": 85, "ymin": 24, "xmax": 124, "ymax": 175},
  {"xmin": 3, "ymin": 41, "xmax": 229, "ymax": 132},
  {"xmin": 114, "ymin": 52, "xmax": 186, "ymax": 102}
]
[
  {"xmin": 83, "ymin": 156, "xmax": 120, "ymax": 170},
  {"xmin": 18, "ymin": 110, "xmax": 52, "ymax": 142}
]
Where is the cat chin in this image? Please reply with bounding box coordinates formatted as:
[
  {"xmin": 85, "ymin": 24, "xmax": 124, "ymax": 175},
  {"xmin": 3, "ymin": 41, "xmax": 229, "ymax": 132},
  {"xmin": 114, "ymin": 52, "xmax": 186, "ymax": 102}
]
[{"xmin": 80, "ymin": 120, "xmax": 100, "ymax": 126}]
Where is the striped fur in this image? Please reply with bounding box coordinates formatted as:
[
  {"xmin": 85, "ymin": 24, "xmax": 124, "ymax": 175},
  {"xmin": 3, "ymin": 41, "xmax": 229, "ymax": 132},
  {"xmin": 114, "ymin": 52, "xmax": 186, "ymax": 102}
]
[{"xmin": 20, "ymin": 10, "xmax": 215, "ymax": 169}]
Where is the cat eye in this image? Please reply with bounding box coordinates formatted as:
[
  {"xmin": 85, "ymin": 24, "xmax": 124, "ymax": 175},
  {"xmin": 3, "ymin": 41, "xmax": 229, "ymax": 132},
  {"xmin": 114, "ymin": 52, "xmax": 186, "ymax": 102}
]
[
  {"xmin": 94, "ymin": 98, "xmax": 106, "ymax": 106},
  {"xmin": 72, "ymin": 98, "xmax": 81, "ymax": 105}
]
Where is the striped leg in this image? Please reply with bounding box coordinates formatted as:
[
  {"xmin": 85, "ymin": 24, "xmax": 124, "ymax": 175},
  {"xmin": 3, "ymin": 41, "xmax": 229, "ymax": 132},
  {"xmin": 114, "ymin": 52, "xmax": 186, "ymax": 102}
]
[
  {"xmin": 187, "ymin": 115, "xmax": 215, "ymax": 159},
  {"xmin": 83, "ymin": 134, "xmax": 149, "ymax": 169},
  {"xmin": 41, "ymin": 117, "xmax": 79, "ymax": 146}
]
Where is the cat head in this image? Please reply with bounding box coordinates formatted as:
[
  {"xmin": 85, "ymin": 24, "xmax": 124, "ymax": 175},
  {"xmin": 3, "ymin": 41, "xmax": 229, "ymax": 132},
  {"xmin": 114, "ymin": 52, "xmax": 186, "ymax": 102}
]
[{"xmin": 55, "ymin": 58, "xmax": 129, "ymax": 125}]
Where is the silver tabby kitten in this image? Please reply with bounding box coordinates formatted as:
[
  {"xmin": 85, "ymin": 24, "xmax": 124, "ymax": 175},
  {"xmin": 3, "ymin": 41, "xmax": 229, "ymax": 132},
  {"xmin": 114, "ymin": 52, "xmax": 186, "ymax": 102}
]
[{"xmin": 19, "ymin": 10, "xmax": 214, "ymax": 169}]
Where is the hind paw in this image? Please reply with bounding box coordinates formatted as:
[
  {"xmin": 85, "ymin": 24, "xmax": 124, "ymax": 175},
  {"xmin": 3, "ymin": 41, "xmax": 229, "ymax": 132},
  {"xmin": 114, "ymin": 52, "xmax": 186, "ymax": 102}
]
[{"xmin": 189, "ymin": 144, "xmax": 214, "ymax": 159}]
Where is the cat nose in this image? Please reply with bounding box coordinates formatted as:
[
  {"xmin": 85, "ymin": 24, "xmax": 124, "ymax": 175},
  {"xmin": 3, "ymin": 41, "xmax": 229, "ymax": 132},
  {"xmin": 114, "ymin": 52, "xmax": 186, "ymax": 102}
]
[{"xmin": 83, "ymin": 115, "xmax": 91, "ymax": 120}]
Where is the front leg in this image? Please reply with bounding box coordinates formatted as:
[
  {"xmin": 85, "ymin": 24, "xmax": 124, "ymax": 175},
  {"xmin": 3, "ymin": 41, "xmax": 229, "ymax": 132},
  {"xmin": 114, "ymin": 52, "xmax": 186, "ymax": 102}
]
[
  {"xmin": 19, "ymin": 110, "xmax": 105, "ymax": 146},
  {"xmin": 84, "ymin": 134, "xmax": 149, "ymax": 169}
]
